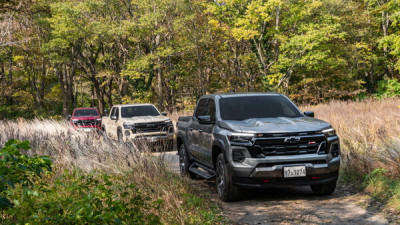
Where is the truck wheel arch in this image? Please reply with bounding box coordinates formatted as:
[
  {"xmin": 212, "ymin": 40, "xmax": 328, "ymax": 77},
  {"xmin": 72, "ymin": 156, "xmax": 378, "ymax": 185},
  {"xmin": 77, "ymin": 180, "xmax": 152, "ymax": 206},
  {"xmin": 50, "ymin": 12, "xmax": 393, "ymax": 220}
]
[
  {"xmin": 177, "ymin": 136, "xmax": 184, "ymax": 152},
  {"xmin": 212, "ymin": 140, "xmax": 227, "ymax": 169}
]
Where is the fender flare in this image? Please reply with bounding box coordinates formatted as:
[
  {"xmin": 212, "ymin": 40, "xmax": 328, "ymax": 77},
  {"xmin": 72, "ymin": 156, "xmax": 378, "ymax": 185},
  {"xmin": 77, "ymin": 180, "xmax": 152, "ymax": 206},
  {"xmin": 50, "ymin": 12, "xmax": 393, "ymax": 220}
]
[{"xmin": 212, "ymin": 139, "xmax": 228, "ymax": 166}]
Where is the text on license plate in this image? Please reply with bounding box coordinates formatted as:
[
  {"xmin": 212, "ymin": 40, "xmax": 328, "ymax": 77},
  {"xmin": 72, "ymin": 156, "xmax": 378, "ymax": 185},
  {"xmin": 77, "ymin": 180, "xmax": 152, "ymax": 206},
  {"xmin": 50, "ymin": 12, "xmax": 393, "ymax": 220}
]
[{"xmin": 284, "ymin": 166, "xmax": 306, "ymax": 178}]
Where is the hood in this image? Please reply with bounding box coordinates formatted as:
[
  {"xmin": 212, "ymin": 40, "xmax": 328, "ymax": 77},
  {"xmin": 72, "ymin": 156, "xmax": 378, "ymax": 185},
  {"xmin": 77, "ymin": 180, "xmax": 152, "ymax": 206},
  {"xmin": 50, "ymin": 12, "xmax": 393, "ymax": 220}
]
[
  {"xmin": 72, "ymin": 116, "xmax": 101, "ymax": 120},
  {"xmin": 220, "ymin": 117, "xmax": 331, "ymax": 133},
  {"xmin": 123, "ymin": 115, "xmax": 169, "ymax": 123}
]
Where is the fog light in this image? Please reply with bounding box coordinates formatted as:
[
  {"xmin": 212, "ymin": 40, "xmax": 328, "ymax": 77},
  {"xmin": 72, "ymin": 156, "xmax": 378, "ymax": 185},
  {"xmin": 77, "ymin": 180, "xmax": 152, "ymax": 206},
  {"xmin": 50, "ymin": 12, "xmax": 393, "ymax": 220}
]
[
  {"xmin": 330, "ymin": 143, "xmax": 340, "ymax": 157},
  {"xmin": 168, "ymin": 126, "xmax": 174, "ymax": 133},
  {"xmin": 124, "ymin": 130, "xmax": 130, "ymax": 136},
  {"xmin": 232, "ymin": 149, "xmax": 245, "ymax": 163}
]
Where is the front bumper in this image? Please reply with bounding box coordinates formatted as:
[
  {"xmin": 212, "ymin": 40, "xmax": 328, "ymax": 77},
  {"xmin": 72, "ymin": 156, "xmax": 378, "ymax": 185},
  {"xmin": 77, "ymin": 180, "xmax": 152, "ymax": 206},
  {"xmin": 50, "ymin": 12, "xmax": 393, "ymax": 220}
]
[
  {"xmin": 229, "ymin": 152, "xmax": 340, "ymax": 188},
  {"xmin": 75, "ymin": 126, "xmax": 101, "ymax": 132},
  {"xmin": 123, "ymin": 131, "xmax": 174, "ymax": 142}
]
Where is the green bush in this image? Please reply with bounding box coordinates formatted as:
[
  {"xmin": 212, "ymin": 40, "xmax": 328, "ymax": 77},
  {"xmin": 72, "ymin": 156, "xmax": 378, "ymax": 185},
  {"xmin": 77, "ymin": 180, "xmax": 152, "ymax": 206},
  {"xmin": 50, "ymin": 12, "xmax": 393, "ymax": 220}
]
[
  {"xmin": 375, "ymin": 79, "xmax": 400, "ymax": 98},
  {"xmin": 5, "ymin": 172, "xmax": 161, "ymax": 224},
  {"xmin": 0, "ymin": 139, "xmax": 161, "ymax": 224},
  {"xmin": 0, "ymin": 139, "xmax": 51, "ymax": 208}
]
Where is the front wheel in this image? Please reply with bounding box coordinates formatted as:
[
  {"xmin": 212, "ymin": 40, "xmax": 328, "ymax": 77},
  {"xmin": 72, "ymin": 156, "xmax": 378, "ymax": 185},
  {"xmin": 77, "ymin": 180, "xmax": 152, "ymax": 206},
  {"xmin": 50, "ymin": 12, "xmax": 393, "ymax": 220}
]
[
  {"xmin": 310, "ymin": 180, "xmax": 337, "ymax": 195},
  {"xmin": 117, "ymin": 130, "xmax": 124, "ymax": 144},
  {"xmin": 179, "ymin": 144, "xmax": 196, "ymax": 179},
  {"xmin": 215, "ymin": 153, "xmax": 240, "ymax": 202}
]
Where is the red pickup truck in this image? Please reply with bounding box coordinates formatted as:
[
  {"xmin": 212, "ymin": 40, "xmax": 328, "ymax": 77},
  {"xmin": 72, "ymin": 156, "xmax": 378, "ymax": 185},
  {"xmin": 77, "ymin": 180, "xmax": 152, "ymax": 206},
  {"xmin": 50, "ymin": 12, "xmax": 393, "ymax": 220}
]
[{"xmin": 69, "ymin": 108, "xmax": 102, "ymax": 132}]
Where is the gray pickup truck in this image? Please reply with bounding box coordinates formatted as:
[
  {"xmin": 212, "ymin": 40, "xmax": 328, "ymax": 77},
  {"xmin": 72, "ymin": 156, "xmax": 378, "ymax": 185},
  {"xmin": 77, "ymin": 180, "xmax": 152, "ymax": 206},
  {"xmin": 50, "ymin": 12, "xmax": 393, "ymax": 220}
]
[{"xmin": 176, "ymin": 93, "xmax": 340, "ymax": 201}]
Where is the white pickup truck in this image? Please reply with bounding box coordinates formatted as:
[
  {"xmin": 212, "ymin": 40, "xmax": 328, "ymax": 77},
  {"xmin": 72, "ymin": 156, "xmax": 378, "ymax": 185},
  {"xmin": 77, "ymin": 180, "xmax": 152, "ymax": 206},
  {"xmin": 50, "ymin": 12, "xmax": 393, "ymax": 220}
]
[{"xmin": 101, "ymin": 103, "xmax": 174, "ymax": 147}]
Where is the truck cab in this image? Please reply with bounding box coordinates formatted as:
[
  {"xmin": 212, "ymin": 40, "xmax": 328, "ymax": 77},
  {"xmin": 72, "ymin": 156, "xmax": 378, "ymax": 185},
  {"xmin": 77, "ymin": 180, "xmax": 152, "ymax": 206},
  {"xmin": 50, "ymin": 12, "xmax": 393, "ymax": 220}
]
[
  {"xmin": 69, "ymin": 108, "xmax": 102, "ymax": 132},
  {"xmin": 176, "ymin": 93, "xmax": 340, "ymax": 201},
  {"xmin": 101, "ymin": 104, "xmax": 174, "ymax": 148}
]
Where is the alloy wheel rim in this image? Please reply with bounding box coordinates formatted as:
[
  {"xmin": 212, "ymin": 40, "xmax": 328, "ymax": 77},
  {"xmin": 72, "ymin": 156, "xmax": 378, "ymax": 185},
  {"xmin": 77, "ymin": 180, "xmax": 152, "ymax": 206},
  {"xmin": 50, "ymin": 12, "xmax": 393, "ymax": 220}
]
[{"xmin": 216, "ymin": 159, "xmax": 225, "ymax": 196}]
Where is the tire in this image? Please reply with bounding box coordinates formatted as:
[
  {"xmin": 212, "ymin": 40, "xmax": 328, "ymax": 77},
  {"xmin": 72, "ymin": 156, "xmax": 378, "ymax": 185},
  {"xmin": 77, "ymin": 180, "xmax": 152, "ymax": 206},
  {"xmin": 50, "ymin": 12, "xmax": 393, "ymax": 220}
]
[
  {"xmin": 117, "ymin": 130, "xmax": 124, "ymax": 144},
  {"xmin": 179, "ymin": 144, "xmax": 197, "ymax": 179},
  {"xmin": 215, "ymin": 153, "xmax": 240, "ymax": 202},
  {"xmin": 310, "ymin": 180, "xmax": 337, "ymax": 195},
  {"xmin": 101, "ymin": 127, "xmax": 108, "ymax": 140}
]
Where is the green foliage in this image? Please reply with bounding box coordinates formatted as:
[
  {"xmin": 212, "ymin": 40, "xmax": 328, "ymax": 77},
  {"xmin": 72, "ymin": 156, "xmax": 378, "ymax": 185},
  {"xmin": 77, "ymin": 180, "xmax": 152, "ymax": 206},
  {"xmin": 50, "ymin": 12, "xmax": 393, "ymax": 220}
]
[
  {"xmin": 0, "ymin": 139, "xmax": 51, "ymax": 208},
  {"xmin": 375, "ymin": 79, "xmax": 400, "ymax": 98},
  {"xmin": 4, "ymin": 172, "xmax": 161, "ymax": 224},
  {"xmin": 3, "ymin": 0, "xmax": 400, "ymax": 116}
]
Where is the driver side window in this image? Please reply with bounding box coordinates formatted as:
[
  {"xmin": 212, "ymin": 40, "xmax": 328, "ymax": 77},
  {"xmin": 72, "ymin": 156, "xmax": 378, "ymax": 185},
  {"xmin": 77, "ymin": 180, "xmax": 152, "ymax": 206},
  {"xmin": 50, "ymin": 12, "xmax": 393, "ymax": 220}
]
[
  {"xmin": 195, "ymin": 99, "xmax": 208, "ymax": 118},
  {"xmin": 110, "ymin": 107, "xmax": 119, "ymax": 119}
]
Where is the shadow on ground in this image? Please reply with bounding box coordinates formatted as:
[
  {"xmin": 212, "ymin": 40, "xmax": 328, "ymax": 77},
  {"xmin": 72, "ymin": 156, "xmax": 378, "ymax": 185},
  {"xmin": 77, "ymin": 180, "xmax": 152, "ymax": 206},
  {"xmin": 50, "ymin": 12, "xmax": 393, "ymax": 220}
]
[{"xmin": 159, "ymin": 151, "xmax": 390, "ymax": 225}]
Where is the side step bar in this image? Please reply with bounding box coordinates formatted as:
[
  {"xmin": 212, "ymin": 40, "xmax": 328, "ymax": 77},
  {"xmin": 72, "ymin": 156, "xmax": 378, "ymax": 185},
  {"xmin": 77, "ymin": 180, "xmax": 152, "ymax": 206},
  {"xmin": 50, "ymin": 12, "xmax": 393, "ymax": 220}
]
[{"xmin": 189, "ymin": 163, "xmax": 216, "ymax": 179}]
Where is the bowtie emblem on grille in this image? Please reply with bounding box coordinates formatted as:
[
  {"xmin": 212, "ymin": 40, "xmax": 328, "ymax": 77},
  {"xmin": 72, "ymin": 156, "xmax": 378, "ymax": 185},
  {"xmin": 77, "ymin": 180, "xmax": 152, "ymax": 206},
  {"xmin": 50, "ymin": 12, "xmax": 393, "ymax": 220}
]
[{"xmin": 284, "ymin": 136, "xmax": 301, "ymax": 143}]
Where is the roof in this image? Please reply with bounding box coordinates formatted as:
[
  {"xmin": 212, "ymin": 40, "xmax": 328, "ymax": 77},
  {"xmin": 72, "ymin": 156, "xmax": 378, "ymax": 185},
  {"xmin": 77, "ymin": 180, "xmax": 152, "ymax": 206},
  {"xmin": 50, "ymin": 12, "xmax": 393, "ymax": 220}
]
[
  {"xmin": 201, "ymin": 92, "xmax": 282, "ymax": 98},
  {"xmin": 73, "ymin": 107, "xmax": 99, "ymax": 110},
  {"xmin": 111, "ymin": 103, "xmax": 155, "ymax": 107}
]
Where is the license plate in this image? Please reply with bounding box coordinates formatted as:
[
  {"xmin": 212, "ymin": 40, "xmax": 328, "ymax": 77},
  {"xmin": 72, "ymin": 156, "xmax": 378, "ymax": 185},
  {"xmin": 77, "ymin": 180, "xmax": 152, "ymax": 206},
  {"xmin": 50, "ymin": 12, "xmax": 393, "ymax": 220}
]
[
  {"xmin": 83, "ymin": 128, "xmax": 92, "ymax": 132},
  {"xmin": 283, "ymin": 166, "xmax": 306, "ymax": 178}
]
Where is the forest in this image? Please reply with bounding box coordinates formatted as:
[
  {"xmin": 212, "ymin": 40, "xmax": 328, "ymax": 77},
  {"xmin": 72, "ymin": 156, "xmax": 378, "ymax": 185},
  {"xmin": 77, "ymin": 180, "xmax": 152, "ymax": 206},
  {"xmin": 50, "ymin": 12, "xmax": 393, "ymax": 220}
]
[{"xmin": 1, "ymin": 0, "xmax": 400, "ymax": 119}]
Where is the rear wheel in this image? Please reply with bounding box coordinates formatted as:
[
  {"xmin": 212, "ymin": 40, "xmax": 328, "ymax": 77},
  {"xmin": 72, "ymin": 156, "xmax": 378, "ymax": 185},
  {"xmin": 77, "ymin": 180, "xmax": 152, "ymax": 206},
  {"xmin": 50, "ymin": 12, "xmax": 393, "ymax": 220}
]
[
  {"xmin": 310, "ymin": 180, "xmax": 337, "ymax": 195},
  {"xmin": 179, "ymin": 144, "xmax": 196, "ymax": 179},
  {"xmin": 215, "ymin": 153, "xmax": 240, "ymax": 202}
]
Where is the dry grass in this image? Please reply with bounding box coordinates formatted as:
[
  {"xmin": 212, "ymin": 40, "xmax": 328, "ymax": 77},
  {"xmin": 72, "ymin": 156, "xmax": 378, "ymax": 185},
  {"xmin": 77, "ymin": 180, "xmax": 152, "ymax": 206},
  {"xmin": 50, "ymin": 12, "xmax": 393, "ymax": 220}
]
[
  {"xmin": 301, "ymin": 98, "xmax": 400, "ymax": 177},
  {"xmin": 0, "ymin": 118, "xmax": 221, "ymax": 224}
]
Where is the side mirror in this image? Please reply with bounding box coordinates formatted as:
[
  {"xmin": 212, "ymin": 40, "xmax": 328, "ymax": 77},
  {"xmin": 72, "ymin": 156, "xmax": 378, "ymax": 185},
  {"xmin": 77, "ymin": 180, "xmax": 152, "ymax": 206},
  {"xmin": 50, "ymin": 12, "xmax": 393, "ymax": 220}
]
[
  {"xmin": 110, "ymin": 115, "xmax": 117, "ymax": 120},
  {"xmin": 197, "ymin": 115, "xmax": 214, "ymax": 124},
  {"xmin": 104, "ymin": 109, "xmax": 108, "ymax": 116},
  {"xmin": 304, "ymin": 111, "xmax": 314, "ymax": 118},
  {"xmin": 161, "ymin": 112, "xmax": 167, "ymax": 116}
]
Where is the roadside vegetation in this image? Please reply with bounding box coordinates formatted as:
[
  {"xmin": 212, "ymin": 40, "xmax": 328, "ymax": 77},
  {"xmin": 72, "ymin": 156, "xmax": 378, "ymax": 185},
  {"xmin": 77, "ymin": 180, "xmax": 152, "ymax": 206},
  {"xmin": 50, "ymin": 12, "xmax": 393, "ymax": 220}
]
[
  {"xmin": 302, "ymin": 98, "xmax": 400, "ymax": 214},
  {"xmin": 0, "ymin": 120, "xmax": 224, "ymax": 224}
]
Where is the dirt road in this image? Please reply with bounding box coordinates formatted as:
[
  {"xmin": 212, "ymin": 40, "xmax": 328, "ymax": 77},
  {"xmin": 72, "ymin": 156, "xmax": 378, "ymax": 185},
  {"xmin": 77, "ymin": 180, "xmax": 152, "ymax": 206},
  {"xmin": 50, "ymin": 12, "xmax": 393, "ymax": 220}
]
[{"xmin": 158, "ymin": 152, "xmax": 391, "ymax": 225}]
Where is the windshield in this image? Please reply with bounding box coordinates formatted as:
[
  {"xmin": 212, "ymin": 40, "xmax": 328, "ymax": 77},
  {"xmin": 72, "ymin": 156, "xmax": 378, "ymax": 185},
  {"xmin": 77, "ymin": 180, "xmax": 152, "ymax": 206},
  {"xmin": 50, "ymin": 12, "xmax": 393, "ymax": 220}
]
[
  {"xmin": 121, "ymin": 105, "xmax": 160, "ymax": 118},
  {"xmin": 219, "ymin": 95, "xmax": 302, "ymax": 120},
  {"xmin": 73, "ymin": 109, "xmax": 99, "ymax": 117}
]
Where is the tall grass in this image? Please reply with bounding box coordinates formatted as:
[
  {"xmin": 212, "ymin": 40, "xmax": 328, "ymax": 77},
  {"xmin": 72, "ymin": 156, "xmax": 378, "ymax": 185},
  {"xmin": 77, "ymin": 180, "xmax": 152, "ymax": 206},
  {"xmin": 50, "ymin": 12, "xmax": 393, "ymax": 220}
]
[
  {"xmin": 0, "ymin": 119, "xmax": 222, "ymax": 224},
  {"xmin": 301, "ymin": 98, "xmax": 400, "ymax": 178}
]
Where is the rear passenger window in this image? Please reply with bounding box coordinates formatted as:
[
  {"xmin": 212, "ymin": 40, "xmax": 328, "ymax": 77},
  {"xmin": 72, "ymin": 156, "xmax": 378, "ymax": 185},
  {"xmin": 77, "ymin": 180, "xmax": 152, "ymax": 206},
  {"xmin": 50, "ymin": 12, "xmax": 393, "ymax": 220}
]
[{"xmin": 195, "ymin": 99, "xmax": 208, "ymax": 118}]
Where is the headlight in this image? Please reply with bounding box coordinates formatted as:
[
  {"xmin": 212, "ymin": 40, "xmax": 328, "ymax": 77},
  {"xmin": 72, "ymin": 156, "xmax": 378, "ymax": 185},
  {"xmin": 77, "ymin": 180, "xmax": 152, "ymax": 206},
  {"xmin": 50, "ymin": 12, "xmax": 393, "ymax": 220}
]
[
  {"xmin": 165, "ymin": 119, "xmax": 173, "ymax": 126},
  {"xmin": 71, "ymin": 119, "xmax": 78, "ymax": 123},
  {"xmin": 322, "ymin": 128, "xmax": 336, "ymax": 137},
  {"xmin": 96, "ymin": 118, "xmax": 102, "ymax": 122},
  {"xmin": 227, "ymin": 133, "xmax": 254, "ymax": 143},
  {"xmin": 123, "ymin": 122, "xmax": 135, "ymax": 129}
]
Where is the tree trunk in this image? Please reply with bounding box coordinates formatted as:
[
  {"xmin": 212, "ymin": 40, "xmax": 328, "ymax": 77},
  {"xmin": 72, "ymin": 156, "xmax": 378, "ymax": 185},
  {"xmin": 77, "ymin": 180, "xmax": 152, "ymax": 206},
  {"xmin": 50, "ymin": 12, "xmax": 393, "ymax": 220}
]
[{"xmin": 56, "ymin": 67, "xmax": 69, "ymax": 118}]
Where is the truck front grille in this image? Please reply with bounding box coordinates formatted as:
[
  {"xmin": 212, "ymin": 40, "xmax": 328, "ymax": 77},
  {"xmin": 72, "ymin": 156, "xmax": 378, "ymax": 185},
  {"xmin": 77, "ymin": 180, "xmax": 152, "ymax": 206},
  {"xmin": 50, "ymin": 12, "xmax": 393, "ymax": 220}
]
[
  {"xmin": 247, "ymin": 134, "xmax": 326, "ymax": 157},
  {"xmin": 75, "ymin": 120, "xmax": 98, "ymax": 126},
  {"xmin": 134, "ymin": 122, "xmax": 167, "ymax": 133}
]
